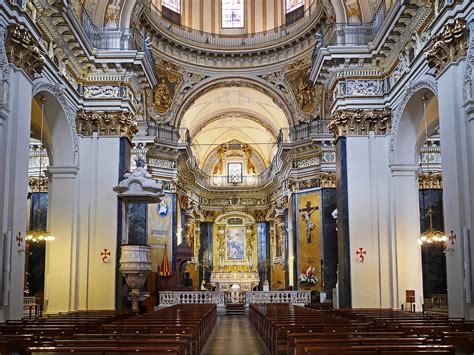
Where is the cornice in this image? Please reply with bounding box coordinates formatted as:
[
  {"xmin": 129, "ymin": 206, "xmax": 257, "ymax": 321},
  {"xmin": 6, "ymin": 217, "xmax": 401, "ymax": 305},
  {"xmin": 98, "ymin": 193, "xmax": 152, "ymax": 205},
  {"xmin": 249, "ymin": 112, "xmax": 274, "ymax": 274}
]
[
  {"xmin": 329, "ymin": 107, "xmax": 392, "ymax": 138},
  {"xmin": 426, "ymin": 18, "xmax": 468, "ymax": 76},
  {"xmin": 76, "ymin": 109, "xmax": 138, "ymax": 140},
  {"xmin": 6, "ymin": 24, "xmax": 45, "ymax": 79}
]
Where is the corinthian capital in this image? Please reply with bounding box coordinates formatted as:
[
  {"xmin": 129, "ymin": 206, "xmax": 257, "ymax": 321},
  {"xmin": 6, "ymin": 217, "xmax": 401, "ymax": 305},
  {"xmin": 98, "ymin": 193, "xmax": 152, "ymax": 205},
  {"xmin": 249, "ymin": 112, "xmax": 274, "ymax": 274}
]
[
  {"xmin": 426, "ymin": 19, "xmax": 468, "ymax": 76},
  {"xmin": 76, "ymin": 110, "xmax": 138, "ymax": 140},
  {"xmin": 329, "ymin": 107, "xmax": 391, "ymax": 138},
  {"xmin": 6, "ymin": 24, "xmax": 45, "ymax": 79}
]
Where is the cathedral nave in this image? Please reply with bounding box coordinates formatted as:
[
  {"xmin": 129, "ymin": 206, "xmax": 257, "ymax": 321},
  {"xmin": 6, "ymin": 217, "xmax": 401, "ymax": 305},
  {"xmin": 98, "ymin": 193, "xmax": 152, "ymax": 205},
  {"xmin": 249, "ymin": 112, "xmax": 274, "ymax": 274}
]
[{"xmin": 0, "ymin": 0, "xmax": 474, "ymax": 353}]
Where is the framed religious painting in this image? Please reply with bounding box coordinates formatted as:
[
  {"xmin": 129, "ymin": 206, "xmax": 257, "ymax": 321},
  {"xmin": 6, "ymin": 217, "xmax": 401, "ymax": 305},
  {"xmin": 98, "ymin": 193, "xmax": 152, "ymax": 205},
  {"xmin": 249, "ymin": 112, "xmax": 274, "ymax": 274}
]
[{"xmin": 225, "ymin": 226, "xmax": 245, "ymax": 261}]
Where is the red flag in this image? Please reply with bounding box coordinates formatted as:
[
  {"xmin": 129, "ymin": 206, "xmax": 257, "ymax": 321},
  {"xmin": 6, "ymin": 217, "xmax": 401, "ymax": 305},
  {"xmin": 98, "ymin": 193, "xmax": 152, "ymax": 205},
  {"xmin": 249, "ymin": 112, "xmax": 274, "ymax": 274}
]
[{"xmin": 160, "ymin": 244, "xmax": 172, "ymax": 277}]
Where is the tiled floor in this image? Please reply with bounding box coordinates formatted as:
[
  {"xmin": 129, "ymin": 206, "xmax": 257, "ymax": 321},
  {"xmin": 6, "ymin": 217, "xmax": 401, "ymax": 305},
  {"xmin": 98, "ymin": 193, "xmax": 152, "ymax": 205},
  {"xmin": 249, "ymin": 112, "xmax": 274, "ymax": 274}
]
[{"xmin": 201, "ymin": 315, "xmax": 269, "ymax": 354}]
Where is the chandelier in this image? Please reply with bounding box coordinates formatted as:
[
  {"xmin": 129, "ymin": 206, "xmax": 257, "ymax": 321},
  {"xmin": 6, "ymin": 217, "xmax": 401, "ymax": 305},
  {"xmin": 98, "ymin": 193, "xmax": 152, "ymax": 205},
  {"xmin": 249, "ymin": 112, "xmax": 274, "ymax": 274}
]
[
  {"xmin": 26, "ymin": 97, "xmax": 54, "ymax": 243},
  {"xmin": 417, "ymin": 96, "xmax": 445, "ymax": 246}
]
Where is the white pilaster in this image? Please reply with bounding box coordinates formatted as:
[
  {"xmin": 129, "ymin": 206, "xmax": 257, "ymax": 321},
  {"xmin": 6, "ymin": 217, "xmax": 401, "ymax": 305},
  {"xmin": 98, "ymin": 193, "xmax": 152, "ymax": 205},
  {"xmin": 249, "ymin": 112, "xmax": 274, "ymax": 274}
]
[
  {"xmin": 390, "ymin": 164, "xmax": 424, "ymax": 311},
  {"xmin": 345, "ymin": 134, "xmax": 394, "ymax": 308},
  {"xmin": 0, "ymin": 67, "xmax": 33, "ymax": 320},
  {"xmin": 437, "ymin": 60, "xmax": 474, "ymax": 318},
  {"xmin": 44, "ymin": 166, "xmax": 78, "ymax": 313}
]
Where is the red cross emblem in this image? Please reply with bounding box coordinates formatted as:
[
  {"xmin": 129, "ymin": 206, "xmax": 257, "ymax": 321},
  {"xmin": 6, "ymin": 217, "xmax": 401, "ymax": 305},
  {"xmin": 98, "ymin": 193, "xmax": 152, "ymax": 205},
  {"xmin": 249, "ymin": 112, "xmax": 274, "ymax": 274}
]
[
  {"xmin": 16, "ymin": 233, "xmax": 22, "ymax": 246},
  {"xmin": 101, "ymin": 249, "xmax": 111, "ymax": 262},
  {"xmin": 356, "ymin": 248, "xmax": 367, "ymax": 262},
  {"xmin": 449, "ymin": 230, "xmax": 456, "ymax": 245}
]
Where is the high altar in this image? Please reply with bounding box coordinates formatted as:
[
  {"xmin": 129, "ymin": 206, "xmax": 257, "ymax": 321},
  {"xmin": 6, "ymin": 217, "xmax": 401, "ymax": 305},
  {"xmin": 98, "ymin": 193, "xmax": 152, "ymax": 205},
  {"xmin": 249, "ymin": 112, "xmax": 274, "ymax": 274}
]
[{"xmin": 210, "ymin": 212, "xmax": 260, "ymax": 290}]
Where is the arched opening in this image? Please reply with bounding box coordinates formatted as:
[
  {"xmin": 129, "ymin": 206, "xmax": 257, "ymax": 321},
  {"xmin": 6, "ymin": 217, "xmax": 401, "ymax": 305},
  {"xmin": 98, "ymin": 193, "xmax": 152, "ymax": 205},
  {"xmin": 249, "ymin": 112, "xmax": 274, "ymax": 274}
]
[
  {"xmin": 24, "ymin": 91, "xmax": 77, "ymax": 315},
  {"xmin": 392, "ymin": 86, "xmax": 446, "ymax": 313}
]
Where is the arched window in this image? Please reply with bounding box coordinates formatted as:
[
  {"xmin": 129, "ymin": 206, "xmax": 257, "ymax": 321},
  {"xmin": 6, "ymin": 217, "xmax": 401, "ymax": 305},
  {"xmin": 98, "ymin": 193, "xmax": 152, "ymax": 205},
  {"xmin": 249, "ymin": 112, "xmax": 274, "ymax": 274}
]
[
  {"xmin": 162, "ymin": 0, "xmax": 180, "ymax": 13},
  {"xmin": 222, "ymin": 0, "xmax": 245, "ymax": 29},
  {"xmin": 286, "ymin": 0, "xmax": 305, "ymax": 25},
  {"xmin": 162, "ymin": 0, "xmax": 181, "ymax": 24},
  {"xmin": 286, "ymin": 0, "xmax": 304, "ymax": 13}
]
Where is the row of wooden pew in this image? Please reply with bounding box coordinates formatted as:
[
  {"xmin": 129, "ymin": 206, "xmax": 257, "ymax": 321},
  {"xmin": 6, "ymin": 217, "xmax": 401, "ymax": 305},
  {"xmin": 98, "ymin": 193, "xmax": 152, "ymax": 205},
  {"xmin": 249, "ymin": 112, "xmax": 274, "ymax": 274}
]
[
  {"xmin": 249, "ymin": 304, "xmax": 474, "ymax": 355},
  {"xmin": 0, "ymin": 304, "xmax": 216, "ymax": 354}
]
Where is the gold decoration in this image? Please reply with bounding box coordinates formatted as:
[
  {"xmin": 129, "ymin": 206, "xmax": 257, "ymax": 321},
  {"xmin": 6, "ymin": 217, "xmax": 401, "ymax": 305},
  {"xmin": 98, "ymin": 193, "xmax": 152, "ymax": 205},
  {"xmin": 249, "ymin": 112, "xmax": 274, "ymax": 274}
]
[
  {"xmin": 76, "ymin": 109, "xmax": 138, "ymax": 140},
  {"xmin": 426, "ymin": 19, "xmax": 468, "ymax": 76},
  {"xmin": 286, "ymin": 64, "xmax": 320, "ymax": 113},
  {"xmin": 329, "ymin": 107, "xmax": 391, "ymax": 138},
  {"xmin": 28, "ymin": 176, "xmax": 48, "ymax": 193},
  {"xmin": 296, "ymin": 80, "xmax": 317, "ymax": 113},
  {"xmin": 320, "ymin": 172, "xmax": 337, "ymax": 188},
  {"xmin": 6, "ymin": 24, "xmax": 45, "ymax": 79},
  {"xmin": 419, "ymin": 172, "xmax": 442, "ymax": 189},
  {"xmin": 154, "ymin": 79, "xmax": 172, "ymax": 114}
]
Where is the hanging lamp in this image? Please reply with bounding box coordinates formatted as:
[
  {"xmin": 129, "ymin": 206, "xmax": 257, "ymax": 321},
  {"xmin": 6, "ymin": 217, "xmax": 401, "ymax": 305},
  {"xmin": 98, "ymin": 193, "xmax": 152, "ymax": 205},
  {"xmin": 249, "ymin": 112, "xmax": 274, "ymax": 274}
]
[
  {"xmin": 417, "ymin": 96, "xmax": 446, "ymax": 245},
  {"xmin": 26, "ymin": 97, "xmax": 55, "ymax": 243}
]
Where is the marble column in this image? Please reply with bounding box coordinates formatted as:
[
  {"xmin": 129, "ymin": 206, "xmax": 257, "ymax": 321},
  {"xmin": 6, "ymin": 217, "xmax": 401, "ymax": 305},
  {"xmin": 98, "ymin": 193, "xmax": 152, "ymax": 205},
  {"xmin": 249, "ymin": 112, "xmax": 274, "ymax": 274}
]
[
  {"xmin": 330, "ymin": 109, "xmax": 395, "ymax": 308},
  {"xmin": 0, "ymin": 24, "xmax": 44, "ymax": 320},
  {"xmin": 426, "ymin": 19, "xmax": 472, "ymax": 318}
]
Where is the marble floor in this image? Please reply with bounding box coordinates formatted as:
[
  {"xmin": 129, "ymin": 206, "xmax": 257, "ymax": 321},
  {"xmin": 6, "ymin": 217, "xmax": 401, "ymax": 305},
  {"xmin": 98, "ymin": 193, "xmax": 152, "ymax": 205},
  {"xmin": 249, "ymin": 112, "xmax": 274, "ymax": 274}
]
[{"xmin": 201, "ymin": 315, "xmax": 269, "ymax": 355}]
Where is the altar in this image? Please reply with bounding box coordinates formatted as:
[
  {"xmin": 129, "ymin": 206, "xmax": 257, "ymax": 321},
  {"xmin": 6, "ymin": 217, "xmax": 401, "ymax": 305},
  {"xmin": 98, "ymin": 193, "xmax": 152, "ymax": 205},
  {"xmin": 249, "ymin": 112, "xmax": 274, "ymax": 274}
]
[{"xmin": 210, "ymin": 271, "xmax": 260, "ymax": 291}]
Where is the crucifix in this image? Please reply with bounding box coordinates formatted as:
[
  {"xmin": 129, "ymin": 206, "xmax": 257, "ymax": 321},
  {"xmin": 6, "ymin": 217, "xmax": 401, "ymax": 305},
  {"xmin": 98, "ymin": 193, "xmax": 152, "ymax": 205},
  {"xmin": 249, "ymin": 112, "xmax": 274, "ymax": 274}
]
[{"xmin": 299, "ymin": 201, "xmax": 319, "ymax": 243}]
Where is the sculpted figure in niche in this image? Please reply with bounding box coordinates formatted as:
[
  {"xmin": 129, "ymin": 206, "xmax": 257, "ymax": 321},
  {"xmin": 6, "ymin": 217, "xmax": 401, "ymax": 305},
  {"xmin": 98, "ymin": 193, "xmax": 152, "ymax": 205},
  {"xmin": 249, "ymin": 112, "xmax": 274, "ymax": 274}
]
[{"xmin": 154, "ymin": 79, "xmax": 172, "ymax": 113}]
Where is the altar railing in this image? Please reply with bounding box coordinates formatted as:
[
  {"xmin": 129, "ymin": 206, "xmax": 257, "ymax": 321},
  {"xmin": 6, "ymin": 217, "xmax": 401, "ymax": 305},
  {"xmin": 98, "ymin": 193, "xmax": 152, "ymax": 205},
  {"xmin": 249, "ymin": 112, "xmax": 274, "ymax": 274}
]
[
  {"xmin": 158, "ymin": 291, "xmax": 312, "ymax": 307},
  {"xmin": 159, "ymin": 291, "xmax": 226, "ymax": 307},
  {"xmin": 246, "ymin": 291, "xmax": 312, "ymax": 306}
]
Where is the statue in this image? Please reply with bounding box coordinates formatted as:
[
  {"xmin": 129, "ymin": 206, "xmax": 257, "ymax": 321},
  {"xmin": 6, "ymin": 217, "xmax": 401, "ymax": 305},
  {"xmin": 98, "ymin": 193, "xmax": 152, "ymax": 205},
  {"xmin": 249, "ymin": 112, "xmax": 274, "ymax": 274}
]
[
  {"xmin": 154, "ymin": 79, "xmax": 172, "ymax": 113},
  {"xmin": 299, "ymin": 201, "xmax": 319, "ymax": 243}
]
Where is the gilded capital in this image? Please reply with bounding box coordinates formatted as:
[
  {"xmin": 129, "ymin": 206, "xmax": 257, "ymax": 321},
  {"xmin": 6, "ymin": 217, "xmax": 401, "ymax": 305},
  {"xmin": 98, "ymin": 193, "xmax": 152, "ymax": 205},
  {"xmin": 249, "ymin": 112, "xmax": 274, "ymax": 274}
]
[
  {"xmin": 76, "ymin": 110, "xmax": 138, "ymax": 140},
  {"xmin": 328, "ymin": 107, "xmax": 391, "ymax": 138},
  {"xmin": 426, "ymin": 19, "xmax": 468, "ymax": 76},
  {"xmin": 6, "ymin": 24, "xmax": 45, "ymax": 79},
  {"xmin": 418, "ymin": 172, "xmax": 442, "ymax": 189},
  {"xmin": 28, "ymin": 176, "xmax": 48, "ymax": 193}
]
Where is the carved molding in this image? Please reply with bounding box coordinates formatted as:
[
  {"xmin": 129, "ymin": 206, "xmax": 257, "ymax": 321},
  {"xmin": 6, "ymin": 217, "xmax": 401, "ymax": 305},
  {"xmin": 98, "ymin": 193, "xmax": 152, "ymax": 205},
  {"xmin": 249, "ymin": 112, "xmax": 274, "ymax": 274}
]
[
  {"xmin": 6, "ymin": 24, "xmax": 45, "ymax": 80},
  {"xmin": 329, "ymin": 108, "xmax": 391, "ymax": 138},
  {"xmin": 418, "ymin": 172, "xmax": 442, "ymax": 190},
  {"xmin": 33, "ymin": 81, "xmax": 80, "ymax": 167},
  {"xmin": 389, "ymin": 78, "xmax": 438, "ymax": 164},
  {"xmin": 464, "ymin": 21, "xmax": 474, "ymax": 103},
  {"xmin": 76, "ymin": 110, "xmax": 138, "ymax": 140},
  {"xmin": 426, "ymin": 19, "xmax": 468, "ymax": 76},
  {"xmin": 0, "ymin": 25, "xmax": 10, "ymax": 122}
]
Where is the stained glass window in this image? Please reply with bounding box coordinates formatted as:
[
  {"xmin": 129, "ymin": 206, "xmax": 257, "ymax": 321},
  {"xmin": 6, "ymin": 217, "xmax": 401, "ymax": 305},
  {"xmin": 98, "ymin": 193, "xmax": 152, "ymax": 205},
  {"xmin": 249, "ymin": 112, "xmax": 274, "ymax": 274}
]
[
  {"xmin": 162, "ymin": 0, "xmax": 181, "ymax": 14},
  {"xmin": 222, "ymin": 0, "xmax": 245, "ymax": 28},
  {"xmin": 286, "ymin": 0, "xmax": 304, "ymax": 13},
  {"xmin": 228, "ymin": 163, "xmax": 242, "ymax": 183}
]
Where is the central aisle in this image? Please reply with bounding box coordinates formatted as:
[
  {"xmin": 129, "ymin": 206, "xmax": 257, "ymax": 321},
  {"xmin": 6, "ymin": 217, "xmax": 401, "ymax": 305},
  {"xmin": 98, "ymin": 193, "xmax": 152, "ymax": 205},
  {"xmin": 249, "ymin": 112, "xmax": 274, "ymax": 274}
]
[{"xmin": 201, "ymin": 315, "xmax": 269, "ymax": 354}]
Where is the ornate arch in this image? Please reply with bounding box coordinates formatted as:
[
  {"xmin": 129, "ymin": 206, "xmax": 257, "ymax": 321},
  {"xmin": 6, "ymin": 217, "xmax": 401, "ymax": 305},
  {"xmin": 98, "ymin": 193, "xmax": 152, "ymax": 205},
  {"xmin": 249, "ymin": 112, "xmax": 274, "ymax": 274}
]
[
  {"xmin": 32, "ymin": 81, "xmax": 79, "ymax": 167},
  {"xmin": 0, "ymin": 25, "xmax": 10, "ymax": 122},
  {"xmin": 389, "ymin": 77, "xmax": 438, "ymax": 164},
  {"xmin": 173, "ymin": 76, "xmax": 296, "ymax": 128}
]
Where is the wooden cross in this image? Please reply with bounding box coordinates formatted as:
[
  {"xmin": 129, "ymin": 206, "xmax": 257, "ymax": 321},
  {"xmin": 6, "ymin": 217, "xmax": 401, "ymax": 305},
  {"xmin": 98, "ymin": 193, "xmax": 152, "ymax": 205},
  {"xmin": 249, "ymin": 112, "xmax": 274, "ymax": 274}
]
[{"xmin": 299, "ymin": 201, "xmax": 319, "ymax": 243}]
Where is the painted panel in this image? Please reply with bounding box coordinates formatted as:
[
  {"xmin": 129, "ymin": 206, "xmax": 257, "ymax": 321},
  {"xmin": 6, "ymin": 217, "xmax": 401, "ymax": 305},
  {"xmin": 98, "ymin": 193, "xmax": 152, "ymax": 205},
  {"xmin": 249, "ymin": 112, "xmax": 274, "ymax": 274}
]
[
  {"xmin": 296, "ymin": 190, "xmax": 321, "ymax": 291},
  {"xmin": 222, "ymin": 0, "xmax": 245, "ymax": 28},
  {"xmin": 148, "ymin": 194, "xmax": 173, "ymax": 272},
  {"xmin": 162, "ymin": 0, "xmax": 181, "ymax": 13}
]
